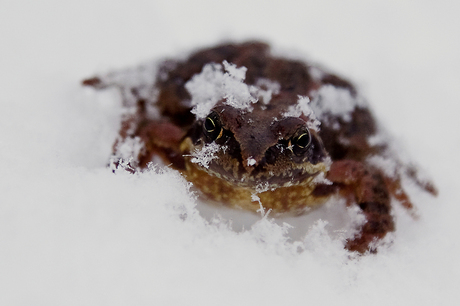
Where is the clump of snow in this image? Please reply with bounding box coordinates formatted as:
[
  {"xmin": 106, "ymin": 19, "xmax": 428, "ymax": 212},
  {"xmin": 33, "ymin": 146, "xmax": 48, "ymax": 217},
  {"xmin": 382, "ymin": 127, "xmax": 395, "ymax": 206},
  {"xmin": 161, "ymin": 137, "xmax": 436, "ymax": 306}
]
[
  {"xmin": 190, "ymin": 142, "xmax": 222, "ymax": 168},
  {"xmin": 367, "ymin": 132, "xmax": 390, "ymax": 147},
  {"xmin": 255, "ymin": 78, "xmax": 281, "ymax": 104},
  {"xmin": 367, "ymin": 154, "xmax": 399, "ymax": 178},
  {"xmin": 184, "ymin": 63, "xmax": 225, "ymax": 118},
  {"xmin": 222, "ymin": 60, "xmax": 246, "ymax": 81},
  {"xmin": 247, "ymin": 157, "xmax": 257, "ymax": 166},
  {"xmin": 113, "ymin": 136, "xmax": 145, "ymax": 162},
  {"xmin": 283, "ymin": 95, "xmax": 321, "ymax": 131},
  {"xmin": 308, "ymin": 66, "xmax": 326, "ymax": 82},
  {"xmin": 186, "ymin": 61, "xmax": 282, "ymax": 119},
  {"xmin": 310, "ymin": 85, "xmax": 366, "ymax": 124},
  {"xmin": 186, "ymin": 61, "xmax": 258, "ymax": 118},
  {"xmin": 311, "ymin": 171, "xmax": 333, "ymax": 185}
]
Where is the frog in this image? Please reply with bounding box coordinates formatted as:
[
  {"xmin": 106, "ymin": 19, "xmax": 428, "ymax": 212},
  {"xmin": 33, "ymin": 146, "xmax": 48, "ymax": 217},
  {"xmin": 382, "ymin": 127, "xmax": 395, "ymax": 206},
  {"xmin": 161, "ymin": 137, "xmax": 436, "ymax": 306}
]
[{"xmin": 83, "ymin": 41, "xmax": 437, "ymax": 253}]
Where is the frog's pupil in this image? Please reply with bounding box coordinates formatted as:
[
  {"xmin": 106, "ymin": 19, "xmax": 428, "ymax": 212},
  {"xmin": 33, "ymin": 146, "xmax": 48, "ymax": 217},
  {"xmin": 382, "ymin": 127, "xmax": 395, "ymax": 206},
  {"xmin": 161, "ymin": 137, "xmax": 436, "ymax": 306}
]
[
  {"xmin": 205, "ymin": 117, "xmax": 216, "ymax": 132},
  {"xmin": 295, "ymin": 133, "xmax": 310, "ymax": 148}
]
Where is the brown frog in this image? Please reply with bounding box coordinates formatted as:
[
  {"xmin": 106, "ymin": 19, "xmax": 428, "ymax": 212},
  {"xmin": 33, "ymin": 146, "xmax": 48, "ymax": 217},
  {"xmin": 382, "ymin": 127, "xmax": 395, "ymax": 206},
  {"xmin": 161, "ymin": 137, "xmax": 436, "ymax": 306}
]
[{"xmin": 83, "ymin": 41, "xmax": 437, "ymax": 253}]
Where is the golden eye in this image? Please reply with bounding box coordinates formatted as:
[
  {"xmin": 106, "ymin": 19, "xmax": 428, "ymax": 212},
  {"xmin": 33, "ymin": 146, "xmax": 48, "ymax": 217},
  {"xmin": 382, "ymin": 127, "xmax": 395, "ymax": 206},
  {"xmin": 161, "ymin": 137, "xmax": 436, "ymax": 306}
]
[
  {"xmin": 291, "ymin": 128, "xmax": 311, "ymax": 156},
  {"xmin": 203, "ymin": 112, "xmax": 223, "ymax": 141},
  {"xmin": 294, "ymin": 132, "xmax": 311, "ymax": 148},
  {"xmin": 204, "ymin": 116, "xmax": 216, "ymax": 132}
]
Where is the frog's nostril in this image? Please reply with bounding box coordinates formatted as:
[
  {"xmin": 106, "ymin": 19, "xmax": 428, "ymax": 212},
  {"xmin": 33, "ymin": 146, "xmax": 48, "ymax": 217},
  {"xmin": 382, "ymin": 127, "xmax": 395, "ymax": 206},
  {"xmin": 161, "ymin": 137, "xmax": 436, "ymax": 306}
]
[{"xmin": 264, "ymin": 146, "xmax": 279, "ymax": 165}]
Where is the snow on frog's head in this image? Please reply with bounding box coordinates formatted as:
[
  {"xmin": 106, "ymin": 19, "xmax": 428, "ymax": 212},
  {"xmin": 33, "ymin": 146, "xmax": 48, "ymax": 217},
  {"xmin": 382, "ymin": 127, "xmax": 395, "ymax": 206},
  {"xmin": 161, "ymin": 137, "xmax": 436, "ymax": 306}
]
[{"xmin": 185, "ymin": 61, "xmax": 283, "ymax": 119}]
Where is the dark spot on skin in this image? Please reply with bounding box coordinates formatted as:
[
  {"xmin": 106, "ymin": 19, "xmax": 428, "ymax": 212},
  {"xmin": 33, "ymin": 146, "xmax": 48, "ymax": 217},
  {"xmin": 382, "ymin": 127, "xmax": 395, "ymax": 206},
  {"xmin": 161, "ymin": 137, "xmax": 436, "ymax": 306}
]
[
  {"xmin": 264, "ymin": 59, "xmax": 312, "ymax": 95},
  {"xmin": 312, "ymin": 184, "xmax": 338, "ymax": 197},
  {"xmin": 359, "ymin": 202, "xmax": 390, "ymax": 215}
]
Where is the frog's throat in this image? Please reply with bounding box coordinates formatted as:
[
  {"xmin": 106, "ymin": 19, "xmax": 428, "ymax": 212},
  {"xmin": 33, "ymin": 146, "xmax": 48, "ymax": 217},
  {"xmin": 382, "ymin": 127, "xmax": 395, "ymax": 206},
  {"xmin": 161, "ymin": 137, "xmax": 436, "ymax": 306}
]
[{"xmin": 183, "ymin": 160, "xmax": 330, "ymax": 213}]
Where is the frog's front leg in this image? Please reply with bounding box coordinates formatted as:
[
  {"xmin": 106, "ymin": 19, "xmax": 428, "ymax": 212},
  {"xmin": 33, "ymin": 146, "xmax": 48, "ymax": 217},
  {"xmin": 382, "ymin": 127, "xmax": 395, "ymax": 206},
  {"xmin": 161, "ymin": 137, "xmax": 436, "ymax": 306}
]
[
  {"xmin": 112, "ymin": 105, "xmax": 186, "ymax": 171},
  {"xmin": 327, "ymin": 160, "xmax": 395, "ymax": 253}
]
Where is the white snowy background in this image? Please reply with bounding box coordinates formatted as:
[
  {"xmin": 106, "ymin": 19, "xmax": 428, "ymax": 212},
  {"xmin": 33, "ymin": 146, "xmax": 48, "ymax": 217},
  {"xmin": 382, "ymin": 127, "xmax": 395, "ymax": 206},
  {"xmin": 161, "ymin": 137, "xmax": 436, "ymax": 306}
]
[{"xmin": 1, "ymin": 0, "xmax": 459, "ymax": 305}]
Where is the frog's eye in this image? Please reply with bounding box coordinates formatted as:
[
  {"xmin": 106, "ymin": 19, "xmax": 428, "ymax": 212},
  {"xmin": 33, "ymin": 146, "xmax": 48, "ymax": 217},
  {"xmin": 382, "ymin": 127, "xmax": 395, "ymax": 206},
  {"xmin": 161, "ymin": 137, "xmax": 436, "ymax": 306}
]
[
  {"xmin": 291, "ymin": 128, "xmax": 311, "ymax": 156},
  {"xmin": 203, "ymin": 112, "xmax": 223, "ymax": 141}
]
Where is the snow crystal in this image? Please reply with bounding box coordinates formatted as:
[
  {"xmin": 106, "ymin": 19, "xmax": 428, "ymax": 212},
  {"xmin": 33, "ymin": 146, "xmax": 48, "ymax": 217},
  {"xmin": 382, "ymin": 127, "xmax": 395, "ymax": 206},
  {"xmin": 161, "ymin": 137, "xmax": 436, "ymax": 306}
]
[
  {"xmin": 251, "ymin": 193, "xmax": 261, "ymax": 203},
  {"xmin": 302, "ymin": 220, "xmax": 335, "ymax": 251},
  {"xmin": 251, "ymin": 193, "xmax": 270, "ymax": 217},
  {"xmin": 283, "ymin": 96, "xmax": 321, "ymax": 131},
  {"xmin": 247, "ymin": 157, "xmax": 257, "ymax": 166},
  {"xmin": 310, "ymin": 84, "xmax": 365, "ymax": 123},
  {"xmin": 255, "ymin": 181, "xmax": 271, "ymax": 194},
  {"xmin": 190, "ymin": 142, "xmax": 222, "ymax": 169},
  {"xmin": 249, "ymin": 218, "xmax": 298, "ymax": 252},
  {"xmin": 222, "ymin": 60, "xmax": 246, "ymax": 81}
]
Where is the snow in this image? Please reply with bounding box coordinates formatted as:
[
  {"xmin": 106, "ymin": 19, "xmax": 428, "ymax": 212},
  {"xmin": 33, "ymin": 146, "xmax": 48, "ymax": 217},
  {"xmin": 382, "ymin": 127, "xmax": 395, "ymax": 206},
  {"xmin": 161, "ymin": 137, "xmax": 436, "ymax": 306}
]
[
  {"xmin": 366, "ymin": 154, "xmax": 399, "ymax": 178},
  {"xmin": 186, "ymin": 60, "xmax": 281, "ymax": 118},
  {"xmin": 113, "ymin": 137, "xmax": 145, "ymax": 163},
  {"xmin": 1, "ymin": 0, "xmax": 460, "ymax": 305},
  {"xmin": 190, "ymin": 142, "xmax": 222, "ymax": 169},
  {"xmin": 186, "ymin": 61, "xmax": 257, "ymax": 118},
  {"xmin": 255, "ymin": 78, "xmax": 280, "ymax": 104},
  {"xmin": 310, "ymin": 84, "xmax": 366, "ymax": 124},
  {"xmin": 247, "ymin": 157, "xmax": 257, "ymax": 166},
  {"xmin": 283, "ymin": 96, "xmax": 321, "ymax": 131}
]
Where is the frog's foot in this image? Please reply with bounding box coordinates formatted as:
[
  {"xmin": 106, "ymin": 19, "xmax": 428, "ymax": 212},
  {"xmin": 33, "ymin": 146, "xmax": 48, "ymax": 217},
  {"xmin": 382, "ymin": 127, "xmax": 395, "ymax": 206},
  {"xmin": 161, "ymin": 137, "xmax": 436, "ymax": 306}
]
[
  {"xmin": 345, "ymin": 202, "xmax": 395, "ymax": 253},
  {"xmin": 82, "ymin": 60, "xmax": 159, "ymax": 109},
  {"xmin": 405, "ymin": 165, "xmax": 438, "ymax": 197},
  {"xmin": 328, "ymin": 160, "xmax": 395, "ymax": 253}
]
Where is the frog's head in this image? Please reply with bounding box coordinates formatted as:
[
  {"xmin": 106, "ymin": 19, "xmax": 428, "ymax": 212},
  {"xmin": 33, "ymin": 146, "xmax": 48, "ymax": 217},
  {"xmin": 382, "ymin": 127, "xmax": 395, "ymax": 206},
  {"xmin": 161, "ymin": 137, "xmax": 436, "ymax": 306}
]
[{"xmin": 182, "ymin": 102, "xmax": 330, "ymax": 190}]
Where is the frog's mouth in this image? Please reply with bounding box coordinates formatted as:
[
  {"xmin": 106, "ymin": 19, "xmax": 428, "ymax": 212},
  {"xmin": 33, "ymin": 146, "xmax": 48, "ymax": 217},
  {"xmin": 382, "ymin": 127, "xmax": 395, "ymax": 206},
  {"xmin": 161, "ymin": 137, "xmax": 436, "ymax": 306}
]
[
  {"xmin": 205, "ymin": 157, "xmax": 329, "ymax": 189},
  {"xmin": 183, "ymin": 139, "xmax": 330, "ymax": 190}
]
